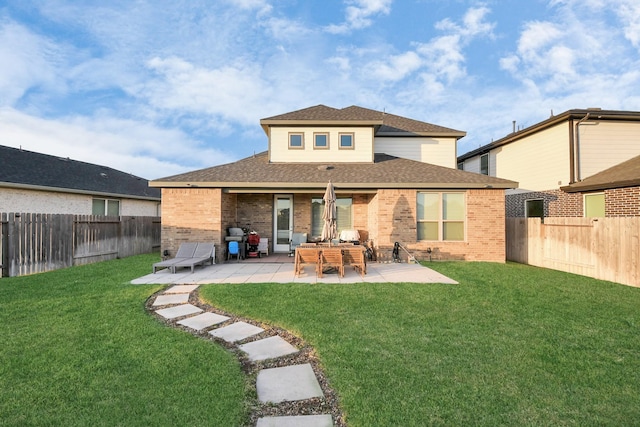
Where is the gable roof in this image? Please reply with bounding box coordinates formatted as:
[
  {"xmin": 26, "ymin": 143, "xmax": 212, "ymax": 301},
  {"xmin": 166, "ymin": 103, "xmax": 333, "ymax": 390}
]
[
  {"xmin": 0, "ymin": 145, "xmax": 160, "ymax": 200},
  {"xmin": 458, "ymin": 108, "xmax": 640, "ymax": 161},
  {"xmin": 260, "ymin": 105, "xmax": 466, "ymax": 138},
  {"xmin": 150, "ymin": 151, "xmax": 517, "ymax": 191},
  {"xmin": 561, "ymin": 154, "xmax": 640, "ymax": 193}
]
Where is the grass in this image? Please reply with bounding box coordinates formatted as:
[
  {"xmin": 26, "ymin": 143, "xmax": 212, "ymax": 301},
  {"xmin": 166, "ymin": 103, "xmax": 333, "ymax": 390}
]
[
  {"xmin": 199, "ymin": 261, "xmax": 640, "ymax": 426},
  {"xmin": 0, "ymin": 253, "xmax": 247, "ymax": 427}
]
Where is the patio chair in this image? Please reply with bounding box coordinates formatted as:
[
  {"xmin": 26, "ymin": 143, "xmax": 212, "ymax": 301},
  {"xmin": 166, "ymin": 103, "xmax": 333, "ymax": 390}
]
[
  {"xmin": 152, "ymin": 242, "xmax": 198, "ymax": 273},
  {"xmin": 227, "ymin": 241, "xmax": 241, "ymax": 262},
  {"xmin": 319, "ymin": 248, "xmax": 344, "ymax": 278},
  {"xmin": 294, "ymin": 247, "xmax": 320, "ymax": 277},
  {"xmin": 289, "ymin": 232, "xmax": 308, "ymax": 256},
  {"xmin": 171, "ymin": 242, "xmax": 216, "ymax": 273},
  {"xmin": 342, "ymin": 246, "xmax": 367, "ymax": 277}
]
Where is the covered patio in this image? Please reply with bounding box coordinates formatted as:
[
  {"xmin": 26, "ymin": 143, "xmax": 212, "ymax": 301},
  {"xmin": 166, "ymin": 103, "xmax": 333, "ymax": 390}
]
[{"xmin": 131, "ymin": 260, "xmax": 458, "ymax": 285}]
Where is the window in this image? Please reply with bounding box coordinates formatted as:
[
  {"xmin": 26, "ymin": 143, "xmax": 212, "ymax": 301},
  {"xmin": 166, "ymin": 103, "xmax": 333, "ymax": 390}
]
[
  {"xmin": 417, "ymin": 192, "xmax": 465, "ymax": 241},
  {"xmin": 480, "ymin": 154, "xmax": 489, "ymax": 175},
  {"xmin": 525, "ymin": 199, "xmax": 544, "ymax": 219},
  {"xmin": 314, "ymin": 133, "xmax": 329, "ymax": 149},
  {"xmin": 311, "ymin": 197, "xmax": 353, "ymax": 238},
  {"xmin": 92, "ymin": 198, "xmax": 120, "ymax": 216},
  {"xmin": 584, "ymin": 193, "xmax": 605, "ymax": 217},
  {"xmin": 338, "ymin": 133, "xmax": 354, "ymax": 149},
  {"xmin": 288, "ymin": 132, "xmax": 304, "ymax": 149}
]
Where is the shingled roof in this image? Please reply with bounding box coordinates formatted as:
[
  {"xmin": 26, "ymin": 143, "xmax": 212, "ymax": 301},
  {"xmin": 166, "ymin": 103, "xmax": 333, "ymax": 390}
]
[
  {"xmin": 0, "ymin": 145, "xmax": 160, "ymax": 200},
  {"xmin": 260, "ymin": 105, "xmax": 466, "ymax": 138},
  {"xmin": 561, "ymin": 154, "xmax": 640, "ymax": 193},
  {"xmin": 151, "ymin": 151, "xmax": 517, "ymax": 190}
]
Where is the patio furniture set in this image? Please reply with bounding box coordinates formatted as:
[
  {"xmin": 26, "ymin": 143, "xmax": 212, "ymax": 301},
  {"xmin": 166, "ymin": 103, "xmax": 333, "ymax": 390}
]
[{"xmin": 294, "ymin": 243, "xmax": 367, "ymax": 278}]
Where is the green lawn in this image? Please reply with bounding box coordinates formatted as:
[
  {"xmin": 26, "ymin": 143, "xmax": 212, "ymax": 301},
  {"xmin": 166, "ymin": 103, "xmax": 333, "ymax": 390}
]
[
  {"xmin": 0, "ymin": 254, "xmax": 247, "ymax": 426},
  {"xmin": 199, "ymin": 261, "xmax": 640, "ymax": 426},
  {"xmin": 2, "ymin": 257, "xmax": 639, "ymax": 426}
]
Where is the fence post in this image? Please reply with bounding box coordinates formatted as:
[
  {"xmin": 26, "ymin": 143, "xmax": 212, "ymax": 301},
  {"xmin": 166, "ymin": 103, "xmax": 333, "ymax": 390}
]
[{"xmin": 0, "ymin": 213, "xmax": 7, "ymax": 278}]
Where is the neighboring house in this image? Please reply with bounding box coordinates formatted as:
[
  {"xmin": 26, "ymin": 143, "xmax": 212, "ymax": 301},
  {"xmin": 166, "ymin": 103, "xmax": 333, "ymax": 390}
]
[
  {"xmin": 151, "ymin": 105, "xmax": 517, "ymax": 262},
  {"xmin": 0, "ymin": 145, "xmax": 161, "ymax": 216},
  {"xmin": 457, "ymin": 109, "xmax": 640, "ymax": 218}
]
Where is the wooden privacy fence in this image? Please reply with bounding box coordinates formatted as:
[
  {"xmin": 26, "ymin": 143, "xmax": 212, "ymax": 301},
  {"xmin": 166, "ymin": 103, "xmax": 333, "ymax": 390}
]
[
  {"xmin": 506, "ymin": 217, "xmax": 640, "ymax": 287},
  {"xmin": 0, "ymin": 213, "xmax": 161, "ymax": 278}
]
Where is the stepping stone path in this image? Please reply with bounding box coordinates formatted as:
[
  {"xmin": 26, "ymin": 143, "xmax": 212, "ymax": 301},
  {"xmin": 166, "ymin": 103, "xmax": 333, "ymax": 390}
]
[{"xmin": 149, "ymin": 284, "xmax": 340, "ymax": 426}]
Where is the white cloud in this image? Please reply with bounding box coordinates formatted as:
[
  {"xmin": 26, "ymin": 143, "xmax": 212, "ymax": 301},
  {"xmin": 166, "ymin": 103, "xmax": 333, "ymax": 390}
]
[
  {"xmin": 0, "ymin": 20, "xmax": 65, "ymax": 106},
  {"xmin": 143, "ymin": 56, "xmax": 273, "ymax": 128},
  {"xmin": 0, "ymin": 108, "xmax": 233, "ymax": 179},
  {"xmin": 325, "ymin": 0, "xmax": 393, "ymax": 34},
  {"xmin": 369, "ymin": 51, "xmax": 422, "ymax": 82},
  {"xmin": 617, "ymin": 1, "xmax": 640, "ymax": 48}
]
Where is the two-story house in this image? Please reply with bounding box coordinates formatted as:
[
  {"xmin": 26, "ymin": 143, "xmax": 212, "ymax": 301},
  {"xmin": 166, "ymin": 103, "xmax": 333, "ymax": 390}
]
[
  {"xmin": 457, "ymin": 109, "xmax": 640, "ymax": 218},
  {"xmin": 0, "ymin": 145, "xmax": 161, "ymax": 216},
  {"xmin": 150, "ymin": 105, "xmax": 517, "ymax": 262}
]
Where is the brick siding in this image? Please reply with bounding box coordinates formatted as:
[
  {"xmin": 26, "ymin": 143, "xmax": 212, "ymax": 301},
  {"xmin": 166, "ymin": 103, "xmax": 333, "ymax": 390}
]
[
  {"xmin": 161, "ymin": 187, "xmax": 507, "ymax": 263},
  {"xmin": 506, "ymin": 186, "xmax": 640, "ymax": 218},
  {"xmin": 373, "ymin": 188, "xmax": 506, "ymax": 262}
]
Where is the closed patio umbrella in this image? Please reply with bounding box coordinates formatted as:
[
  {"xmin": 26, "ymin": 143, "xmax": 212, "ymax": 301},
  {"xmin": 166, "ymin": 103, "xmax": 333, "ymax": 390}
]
[{"xmin": 321, "ymin": 181, "xmax": 337, "ymax": 242}]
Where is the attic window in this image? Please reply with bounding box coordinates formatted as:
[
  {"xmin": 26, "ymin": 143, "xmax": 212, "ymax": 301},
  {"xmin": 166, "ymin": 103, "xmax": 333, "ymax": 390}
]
[
  {"xmin": 314, "ymin": 133, "xmax": 329, "ymax": 149},
  {"xmin": 288, "ymin": 132, "xmax": 304, "ymax": 149},
  {"xmin": 338, "ymin": 133, "xmax": 354, "ymax": 149}
]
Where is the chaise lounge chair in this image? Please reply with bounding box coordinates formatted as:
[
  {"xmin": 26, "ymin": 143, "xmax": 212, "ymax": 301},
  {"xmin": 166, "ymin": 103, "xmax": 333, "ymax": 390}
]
[
  {"xmin": 170, "ymin": 242, "xmax": 216, "ymax": 273},
  {"xmin": 152, "ymin": 242, "xmax": 198, "ymax": 273}
]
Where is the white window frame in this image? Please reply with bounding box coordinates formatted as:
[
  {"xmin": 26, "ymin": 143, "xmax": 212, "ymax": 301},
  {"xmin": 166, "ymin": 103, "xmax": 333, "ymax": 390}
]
[
  {"xmin": 338, "ymin": 133, "xmax": 354, "ymax": 149},
  {"xmin": 288, "ymin": 132, "xmax": 304, "ymax": 149},
  {"xmin": 313, "ymin": 132, "xmax": 330, "ymax": 149},
  {"xmin": 92, "ymin": 198, "xmax": 120, "ymax": 216},
  {"xmin": 417, "ymin": 192, "xmax": 466, "ymax": 242},
  {"xmin": 584, "ymin": 192, "xmax": 605, "ymax": 218}
]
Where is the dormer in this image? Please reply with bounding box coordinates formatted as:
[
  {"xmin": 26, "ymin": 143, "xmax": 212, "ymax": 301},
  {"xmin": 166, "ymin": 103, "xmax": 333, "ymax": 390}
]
[{"xmin": 260, "ymin": 105, "xmax": 466, "ymax": 168}]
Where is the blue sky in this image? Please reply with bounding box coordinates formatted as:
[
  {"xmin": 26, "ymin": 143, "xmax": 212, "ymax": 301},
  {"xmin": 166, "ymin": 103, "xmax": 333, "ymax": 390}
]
[{"xmin": 1, "ymin": 0, "xmax": 639, "ymax": 179}]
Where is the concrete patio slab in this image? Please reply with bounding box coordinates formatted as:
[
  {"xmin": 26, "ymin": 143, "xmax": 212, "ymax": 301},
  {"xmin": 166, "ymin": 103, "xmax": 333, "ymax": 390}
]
[
  {"xmin": 131, "ymin": 259, "xmax": 458, "ymax": 285},
  {"xmin": 152, "ymin": 293, "xmax": 189, "ymax": 306},
  {"xmin": 154, "ymin": 304, "xmax": 203, "ymax": 320},
  {"xmin": 177, "ymin": 312, "xmax": 230, "ymax": 331},
  {"xmin": 209, "ymin": 321, "xmax": 264, "ymax": 342},
  {"xmin": 256, "ymin": 363, "xmax": 323, "ymax": 403},
  {"xmin": 238, "ymin": 336, "xmax": 299, "ymax": 362},
  {"xmin": 256, "ymin": 415, "xmax": 333, "ymax": 427},
  {"xmin": 164, "ymin": 284, "xmax": 200, "ymax": 294}
]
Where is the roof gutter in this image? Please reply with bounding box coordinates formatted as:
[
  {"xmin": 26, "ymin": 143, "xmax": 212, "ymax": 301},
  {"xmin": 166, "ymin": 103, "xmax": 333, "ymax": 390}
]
[{"xmin": 0, "ymin": 182, "xmax": 161, "ymax": 201}]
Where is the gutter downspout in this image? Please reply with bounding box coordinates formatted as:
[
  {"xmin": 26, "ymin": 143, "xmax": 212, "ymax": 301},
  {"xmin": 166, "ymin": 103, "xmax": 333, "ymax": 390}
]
[
  {"xmin": 568, "ymin": 119, "xmax": 575, "ymax": 184},
  {"xmin": 575, "ymin": 112, "xmax": 591, "ymax": 182}
]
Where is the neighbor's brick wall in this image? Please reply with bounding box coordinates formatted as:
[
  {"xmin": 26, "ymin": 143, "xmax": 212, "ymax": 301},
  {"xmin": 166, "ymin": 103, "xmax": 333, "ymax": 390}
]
[
  {"xmin": 506, "ymin": 187, "xmax": 640, "ymax": 218},
  {"xmin": 506, "ymin": 190, "xmax": 582, "ymax": 217},
  {"xmin": 160, "ymin": 188, "xmax": 224, "ymax": 261},
  {"xmin": 374, "ymin": 188, "xmax": 506, "ymax": 262},
  {"xmin": 606, "ymin": 186, "xmax": 640, "ymax": 216}
]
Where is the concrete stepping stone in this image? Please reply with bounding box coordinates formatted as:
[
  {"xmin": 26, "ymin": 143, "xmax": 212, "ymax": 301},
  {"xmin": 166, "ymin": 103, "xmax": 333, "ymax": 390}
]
[
  {"xmin": 238, "ymin": 336, "xmax": 298, "ymax": 362},
  {"xmin": 164, "ymin": 284, "xmax": 199, "ymax": 294},
  {"xmin": 153, "ymin": 293, "xmax": 189, "ymax": 306},
  {"xmin": 256, "ymin": 414, "xmax": 333, "ymax": 427},
  {"xmin": 155, "ymin": 304, "xmax": 203, "ymax": 320},
  {"xmin": 209, "ymin": 321, "xmax": 264, "ymax": 343},
  {"xmin": 256, "ymin": 363, "xmax": 323, "ymax": 403},
  {"xmin": 177, "ymin": 312, "xmax": 229, "ymax": 331}
]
